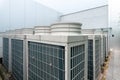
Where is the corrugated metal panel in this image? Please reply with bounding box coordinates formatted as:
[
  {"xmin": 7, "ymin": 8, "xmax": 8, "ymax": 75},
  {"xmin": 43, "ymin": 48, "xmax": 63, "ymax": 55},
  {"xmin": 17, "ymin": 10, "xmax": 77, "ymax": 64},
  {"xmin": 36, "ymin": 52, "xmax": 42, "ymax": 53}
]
[{"xmin": 60, "ymin": 5, "xmax": 108, "ymax": 29}]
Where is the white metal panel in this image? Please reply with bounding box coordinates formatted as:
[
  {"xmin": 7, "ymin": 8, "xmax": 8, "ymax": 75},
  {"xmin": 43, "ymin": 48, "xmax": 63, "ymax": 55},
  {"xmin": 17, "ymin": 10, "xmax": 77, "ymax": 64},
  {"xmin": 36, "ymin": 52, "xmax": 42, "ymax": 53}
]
[
  {"xmin": 60, "ymin": 5, "xmax": 108, "ymax": 29},
  {"xmin": 0, "ymin": 0, "xmax": 62, "ymax": 31}
]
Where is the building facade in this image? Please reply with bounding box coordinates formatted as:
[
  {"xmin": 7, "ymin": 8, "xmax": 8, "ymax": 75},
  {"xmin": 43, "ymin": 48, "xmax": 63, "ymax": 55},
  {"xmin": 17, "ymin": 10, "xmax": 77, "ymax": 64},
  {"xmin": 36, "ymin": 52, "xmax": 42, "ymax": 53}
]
[{"xmin": 60, "ymin": 5, "xmax": 108, "ymax": 29}]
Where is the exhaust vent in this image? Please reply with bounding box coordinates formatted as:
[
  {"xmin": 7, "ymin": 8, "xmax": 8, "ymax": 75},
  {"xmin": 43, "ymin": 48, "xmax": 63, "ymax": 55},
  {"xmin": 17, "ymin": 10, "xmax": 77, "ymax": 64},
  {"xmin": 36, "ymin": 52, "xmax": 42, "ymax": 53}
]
[{"xmin": 51, "ymin": 22, "xmax": 82, "ymax": 35}]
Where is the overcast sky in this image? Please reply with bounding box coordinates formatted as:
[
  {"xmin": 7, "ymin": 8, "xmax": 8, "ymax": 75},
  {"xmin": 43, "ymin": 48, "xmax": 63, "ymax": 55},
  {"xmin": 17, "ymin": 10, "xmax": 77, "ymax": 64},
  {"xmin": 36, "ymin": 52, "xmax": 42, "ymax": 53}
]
[{"xmin": 34, "ymin": 0, "xmax": 108, "ymax": 14}]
